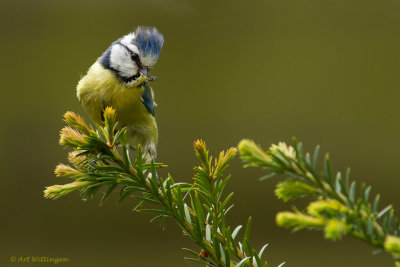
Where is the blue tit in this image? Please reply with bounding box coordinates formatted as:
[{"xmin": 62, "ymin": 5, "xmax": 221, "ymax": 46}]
[{"xmin": 76, "ymin": 26, "xmax": 164, "ymax": 162}]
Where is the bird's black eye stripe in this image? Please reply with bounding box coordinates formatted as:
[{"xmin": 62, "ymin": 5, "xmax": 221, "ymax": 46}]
[{"xmin": 131, "ymin": 53, "xmax": 142, "ymax": 69}]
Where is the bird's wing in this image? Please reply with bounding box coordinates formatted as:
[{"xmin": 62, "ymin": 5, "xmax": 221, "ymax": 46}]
[{"xmin": 141, "ymin": 82, "xmax": 156, "ymax": 116}]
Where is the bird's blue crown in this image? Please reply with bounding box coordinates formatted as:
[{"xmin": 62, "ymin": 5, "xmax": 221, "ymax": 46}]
[{"xmin": 134, "ymin": 26, "xmax": 164, "ymax": 60}]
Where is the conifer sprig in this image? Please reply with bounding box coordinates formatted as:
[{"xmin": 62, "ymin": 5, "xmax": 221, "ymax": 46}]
[
  {"xmin": 238, "ymin": 138, "xmax": 400, "ymax": 265},
  {"xmin": 45, "ymin": 109, "xmax": 282, "ymax": 267}
]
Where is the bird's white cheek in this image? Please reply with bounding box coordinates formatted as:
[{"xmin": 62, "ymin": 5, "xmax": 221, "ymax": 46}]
[{"xmin": 110, "ymin": 44, "xmax": 138, "ymax": 78}]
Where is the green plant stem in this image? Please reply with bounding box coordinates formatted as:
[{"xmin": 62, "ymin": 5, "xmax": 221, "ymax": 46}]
[
  {"xmin": 45, "ymin": 110, "xmax": 275, "ymax": 267},
  {"xmin": 238, "ymin": 138, "xmax": 400, "ymax": 264}
]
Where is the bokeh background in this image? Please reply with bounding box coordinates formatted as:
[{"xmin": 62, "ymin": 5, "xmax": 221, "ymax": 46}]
[{"xmin": 1, "ymin": 0, "xmax": 400, "ymax": 266}]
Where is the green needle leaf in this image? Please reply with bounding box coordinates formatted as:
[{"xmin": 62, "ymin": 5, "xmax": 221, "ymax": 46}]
[
  {"xmin": 378, "ymin": 205, "xmax": 393, "ymax": 218},
  {"xmin": 258, "ymin": 244, "xmax": 269, "ymax": 259},
  {"xmin": 232, "ymin": 225, "xmax": 242, "ymax": 240},
  {"xmin": 235, "ymin": 257, "xmax": 250, "ymax": 267},
  {"xmin": 243, "ymin": 217, "xmax": 252, "ymax": 244},
  {"xmin": 100, "ymin": 183, "xmax": 117, "ymax": 206},
  {"xmin": 184, "ymin": 203, "xmax": 192, "ymax": 225}
]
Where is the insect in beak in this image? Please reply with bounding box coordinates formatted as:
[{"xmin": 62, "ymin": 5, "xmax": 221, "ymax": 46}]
[{"xmin": 140, "ymin": 67, "xmax": 158, "ymax": 82}]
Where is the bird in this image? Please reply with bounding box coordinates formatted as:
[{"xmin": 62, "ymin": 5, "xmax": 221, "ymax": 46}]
[{"xmin": 76, "ymin": 26, "xmax": 164, "ymax": 163}]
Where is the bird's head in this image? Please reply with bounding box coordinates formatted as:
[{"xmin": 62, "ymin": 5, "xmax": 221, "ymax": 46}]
[{"xmin": 99, "ymin": 26, "xmax": 164, "ymax": 87}]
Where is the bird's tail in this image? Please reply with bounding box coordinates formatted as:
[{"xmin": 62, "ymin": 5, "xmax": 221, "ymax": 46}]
[{"xmin": 143, "ymin": 141, "xmax": 159, "ymax": 184}]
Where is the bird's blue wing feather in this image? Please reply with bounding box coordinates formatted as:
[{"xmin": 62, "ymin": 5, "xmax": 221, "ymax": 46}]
[{"xmin": 141, "ymin": 83, "xmax": 155, "ymax": 117}]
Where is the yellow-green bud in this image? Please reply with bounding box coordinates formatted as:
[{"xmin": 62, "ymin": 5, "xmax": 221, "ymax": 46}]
[
  {"xmin": 323, "ymin": 219, "xmax": 350, "ymax": 240},
  {"xmin": 238, "ymin": 139, "xmax": 274, "ymax": 167},
  {"xmin": 276, "ymin": 211, "xmax": 325, "ymax": 229},
  {"xmin": 307, "ymin": 199, "xmax": 349, "ymax": 217},
  {"xmin": 63, "ymin": 111, "xmax": 91, "ymax": 135},
  {"xmin": 269, "ymin": 142, "xmax": 296, "ymax": 160},
  {"xmin": 103, "ymin": 106, "xmax": 117, "ymax": 131},
  {"xmin": 44, "ymin": 181, "xmax": 92, "ymax": 199},
  {"xmin": 67, "ymin": 151, "xmax": 87, "ymax": 169},
  {"xmin": 384, "ymin": 235, "xmax": 400, "ymax": 258},
  {"xmin": 275, "ymin": 180, "xmax": 317, "ymax": 202},
  {"xmin": 54, "ymin": 164, "xmax": 84, "ymax": 179},
  {"xmin": 59, "ymin": 126, "xmax": 88, "ymax": 148}
]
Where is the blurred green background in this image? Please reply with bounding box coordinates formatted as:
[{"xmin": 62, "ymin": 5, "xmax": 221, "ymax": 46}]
[{"xmin": 1, "ymin": 0, "xmax": 400, "ymax": 266}]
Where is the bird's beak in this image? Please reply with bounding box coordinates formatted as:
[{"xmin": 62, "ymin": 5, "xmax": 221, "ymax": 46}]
[
  {"xmin": 140, "ymin": 67, "xmax": 158, "ymax": 82},
  {"xmin": 140, "ymin": 67, "xmax": 149, "ymax": 78}
]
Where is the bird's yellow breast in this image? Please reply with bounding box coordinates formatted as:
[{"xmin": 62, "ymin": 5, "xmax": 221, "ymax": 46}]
[{"xmin": 76, "ymin": 61, "xmax": 157, "ymax": 145}]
